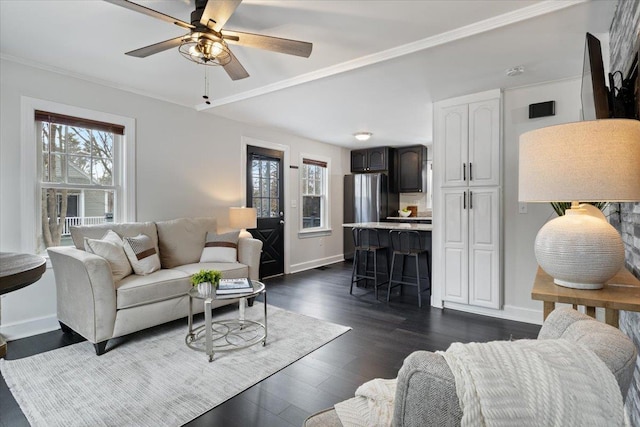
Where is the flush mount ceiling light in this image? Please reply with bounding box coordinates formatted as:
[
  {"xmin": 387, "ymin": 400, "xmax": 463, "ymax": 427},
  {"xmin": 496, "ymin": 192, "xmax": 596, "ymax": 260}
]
[
  {"xmin": 354, "ymin": 132, "xmax": 373, "ymax": 141},
  {"xmin": 506, "ymin": 65, "xmax": 525, "ymax": 77}
]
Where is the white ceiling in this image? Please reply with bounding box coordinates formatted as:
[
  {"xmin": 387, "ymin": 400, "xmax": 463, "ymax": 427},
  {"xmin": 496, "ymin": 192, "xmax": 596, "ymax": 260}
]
[{"xmin": 0, "ymin": 0, "xmax": 617, "ymax": 148}]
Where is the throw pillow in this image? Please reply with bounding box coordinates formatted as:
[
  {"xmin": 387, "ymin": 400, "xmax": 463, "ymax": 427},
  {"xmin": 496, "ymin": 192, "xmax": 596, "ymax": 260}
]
[
  {"xmin": 85, "ymin": 230, "xmax": 133, "ymax": 282},
  {"xmin": 199, "ymin": 230, "xmax": 240, "ymax": 263},
  {"xmin": 83, "ymin": 229, "xmax": 122, "ymax": 252},
  {"xmin": 123, "ymin": 234, "xmax": 161, "ymax": 275}
]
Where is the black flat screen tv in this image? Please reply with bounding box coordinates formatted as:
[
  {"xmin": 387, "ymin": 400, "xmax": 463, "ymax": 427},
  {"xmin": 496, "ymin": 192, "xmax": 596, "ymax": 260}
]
[{"xmin": 581, "ymin": 33, "xmax": 611, "ymax": 120}]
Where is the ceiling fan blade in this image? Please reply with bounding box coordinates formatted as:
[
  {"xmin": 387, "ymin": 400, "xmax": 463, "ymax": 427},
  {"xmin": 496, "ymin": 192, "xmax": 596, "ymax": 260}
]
[
  {"xmin": 104, "ymin": 0, "xmax": 194, "ymax": 29},
  {"xmin": 222, "ymin": 30, "xmax": 312, "ymax": 58},
  {"xmin": 223, "ymin": 50, "xmax": 249, "ymax": 80},
  {"xmin": 201, "ymin": 0, "xmax": 242, "ymax": 32},
  {"xmin": 125, "ymin": 36, "xmax": 185, "ymax": 58}
]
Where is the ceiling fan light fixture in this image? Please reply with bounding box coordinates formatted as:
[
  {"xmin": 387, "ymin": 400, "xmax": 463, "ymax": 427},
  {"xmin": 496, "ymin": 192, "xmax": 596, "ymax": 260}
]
[
  {"xmin": 188, "ymin": 45, "xmax": 204, "ymax": 58},
  {"xmin": 354, "ymin": 132, "xmax": 373, "ymax": 141},
  {"xmin": 179, "ymin": 33, "xmax": 232, "ymax": 66}
]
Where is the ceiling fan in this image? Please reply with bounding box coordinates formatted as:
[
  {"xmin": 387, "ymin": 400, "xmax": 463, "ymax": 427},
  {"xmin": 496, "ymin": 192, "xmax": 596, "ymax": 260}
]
[{"xmin": 105, "ymin": 0, "xmax": 313, "ymax": 81}]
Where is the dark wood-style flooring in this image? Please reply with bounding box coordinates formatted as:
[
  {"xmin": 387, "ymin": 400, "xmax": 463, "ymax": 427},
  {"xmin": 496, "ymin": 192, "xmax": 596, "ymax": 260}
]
[{"xmin": 0, "ymin": 261, "xmax": 540, "ymax": 427}]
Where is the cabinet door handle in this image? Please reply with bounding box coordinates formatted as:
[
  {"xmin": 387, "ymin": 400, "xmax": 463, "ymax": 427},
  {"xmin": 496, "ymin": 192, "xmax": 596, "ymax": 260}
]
[
  {"xmin": 463, "ymin": 191, "xmax": 467, "ymax": 210},
  {"xmin": 469, "ymin": 191, "xmax": 473, "ymax": 209},
  {"xmin": 463, "ymin": 163, "xmax": 466, "ymax": 181},
  {"xmin": 469, "ymin": 163, "xmax": 473, "ymax": 181}
]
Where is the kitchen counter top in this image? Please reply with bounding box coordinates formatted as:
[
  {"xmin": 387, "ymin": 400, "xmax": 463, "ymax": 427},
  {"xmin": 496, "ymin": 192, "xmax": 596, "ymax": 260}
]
[
  {"xmin": 386, "ymin": 216, "xmax": 432, "ymax": 220},
  {"xmin": 343, "ymin": 222, "xmax": 433, "ymax": 231}
]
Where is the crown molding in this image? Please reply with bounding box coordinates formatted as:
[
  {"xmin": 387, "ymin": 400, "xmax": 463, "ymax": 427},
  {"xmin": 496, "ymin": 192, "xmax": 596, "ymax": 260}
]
[
  {"xmin": 196, "ymin": 0, "xmax": 587, "ymax": 111},
  {"xmin": 0, "ymin": 53, "xmax": 194, "ymax": 110}
]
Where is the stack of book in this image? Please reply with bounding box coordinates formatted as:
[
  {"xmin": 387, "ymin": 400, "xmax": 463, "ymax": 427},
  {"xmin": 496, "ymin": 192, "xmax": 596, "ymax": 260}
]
[{"xmin": 216, "ymin": 278, "xmax": 253, "ymax": 295}]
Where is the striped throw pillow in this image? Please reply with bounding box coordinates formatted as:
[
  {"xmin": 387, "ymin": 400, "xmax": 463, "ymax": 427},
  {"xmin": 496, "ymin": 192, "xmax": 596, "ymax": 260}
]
[
  {"xmin": 123, "ymin": 234, "xmax": 161, "ymax": 275},
  {"xmin": 199, "ymin": 231, "xmax": 240, "ymax": 263}
]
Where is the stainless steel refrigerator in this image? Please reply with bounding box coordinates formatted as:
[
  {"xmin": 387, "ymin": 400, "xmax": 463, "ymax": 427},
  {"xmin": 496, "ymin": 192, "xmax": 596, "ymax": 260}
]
[{"xmin": 343, "ymin": 173, "xmax": 399, "ymax": 259}]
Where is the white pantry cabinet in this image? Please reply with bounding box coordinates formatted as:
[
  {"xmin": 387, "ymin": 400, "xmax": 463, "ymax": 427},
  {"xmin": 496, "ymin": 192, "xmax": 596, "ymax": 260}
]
[
  {"xmin": 434, "ymin": 90, "xmax": 502, "ymax": 310},
  {"xmin": 439, "ymin": 98, "xmax": 500, "ymax": 188}
]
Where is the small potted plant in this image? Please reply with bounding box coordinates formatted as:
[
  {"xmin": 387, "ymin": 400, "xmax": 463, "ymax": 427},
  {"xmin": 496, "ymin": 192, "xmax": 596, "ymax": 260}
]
[{"xmin": 191, "ymin": 269, "xmax": 222, "ymax": 296}]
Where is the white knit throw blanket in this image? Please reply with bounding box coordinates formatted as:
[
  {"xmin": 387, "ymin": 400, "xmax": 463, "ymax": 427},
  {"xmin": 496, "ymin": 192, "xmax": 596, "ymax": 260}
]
[
  {"xmin": 438, "ymin": 339, "xmax": 626, "ymax": 427},
  {"xmin": 334, "ymin": 378, "xmax": 397, "ymax": 427}
]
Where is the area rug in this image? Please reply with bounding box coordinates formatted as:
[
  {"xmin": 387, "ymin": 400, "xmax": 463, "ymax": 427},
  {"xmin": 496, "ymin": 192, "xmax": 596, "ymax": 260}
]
[{"xmin": 0, "ymin": 303, "xmax": 350, "ymax": 427}]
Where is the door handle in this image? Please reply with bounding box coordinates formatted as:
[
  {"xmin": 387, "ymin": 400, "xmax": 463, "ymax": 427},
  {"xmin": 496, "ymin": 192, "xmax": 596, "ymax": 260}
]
[
  {"xmin": 463, "ymin": 163, "xmax": 466, "ymax": 181},
  {"xmin": 463, "ymin": 191, "xmax": 467, "ymax": 210},
  {"xmin": 469, "ymin": 191, "xmax": 473, "ymax": 209},
  {"xmin": 469, "ymin": 163, "xmax": 473, "ymax": 181}
]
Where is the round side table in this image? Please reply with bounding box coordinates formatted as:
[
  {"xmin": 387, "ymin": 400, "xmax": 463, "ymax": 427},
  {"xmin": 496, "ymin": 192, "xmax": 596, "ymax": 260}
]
[{"xmin": 0, "ymin": 252, "xmax": 47, "ymax": 357}]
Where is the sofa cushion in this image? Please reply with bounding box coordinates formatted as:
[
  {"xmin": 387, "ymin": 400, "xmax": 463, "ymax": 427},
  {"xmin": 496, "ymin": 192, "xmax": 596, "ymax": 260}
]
[
  {"xmin": 85, "ymin": 230, "xmax": 133, "ymax": 282},
  {"xmin": 71, "ymin": 222, "xmax": 158, "ymax": 251},
  {"xmin": 173, "ymin": 262, "xmax": 248, "ymax": 279},
  {"xmin": 123, "ymin": 234, "xmax": 161, "ymax": 275},
  {"xmin": 200, "ymin": 231, "xmax": 240, "ymax": 263},
  {"xmin": 116, "ymin": 269, "xmax": 190, "ymax": 309},
  {"xmin": 156, "ymin": 217, "xmax": 217, "ymax": 269}
]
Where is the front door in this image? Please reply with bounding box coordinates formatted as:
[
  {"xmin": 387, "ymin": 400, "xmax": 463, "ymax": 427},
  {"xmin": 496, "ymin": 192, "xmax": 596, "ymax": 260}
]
[{"xmin": 246, "ymin": 145, "xmax": 285, "ymax": 278}]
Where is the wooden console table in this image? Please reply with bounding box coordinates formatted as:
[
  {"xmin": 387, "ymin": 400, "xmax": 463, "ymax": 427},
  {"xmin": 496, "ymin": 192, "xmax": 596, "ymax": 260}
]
[{"xmin": 531, "ymin": 266, "xmax": 640, "ymax": 327}]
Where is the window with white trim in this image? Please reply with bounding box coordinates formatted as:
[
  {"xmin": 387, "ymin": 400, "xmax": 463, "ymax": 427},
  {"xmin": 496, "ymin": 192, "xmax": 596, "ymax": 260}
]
[
  {"xmin": 35, "ymin": 110, "xmax": 126, "ymax": 253},
  {"xmin": 300, "ymin": 157, "xmax": 328, "ymax": 230}
]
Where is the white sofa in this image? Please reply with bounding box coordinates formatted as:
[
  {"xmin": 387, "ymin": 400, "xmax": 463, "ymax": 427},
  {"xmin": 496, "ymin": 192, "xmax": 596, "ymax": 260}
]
[{"xmin": 48, "ymin": 217, "xmax": 263, "ymax": 355}]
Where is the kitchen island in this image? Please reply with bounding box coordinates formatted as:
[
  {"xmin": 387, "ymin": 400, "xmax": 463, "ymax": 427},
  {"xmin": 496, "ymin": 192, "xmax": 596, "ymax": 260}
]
[
  {"xmin": 342, "ymin": 222, "xmax": 433, "ymax": 231},
  {"xmin": 343, "ymin": 222, "xmax": 432, "ymax": 302}
]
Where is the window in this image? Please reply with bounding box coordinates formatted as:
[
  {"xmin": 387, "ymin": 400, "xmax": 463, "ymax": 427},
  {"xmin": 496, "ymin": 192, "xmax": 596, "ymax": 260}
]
[
  {"xmin": 300, "ymin": 157, "xmax": 329, "ymax": 232},
  {"xmin": 23, "ymin": 100, "xmax": 135, "ymax": 255},
  {"xmin": 250, "ymin": 155, "xmax": 281, "ymax": 219}
]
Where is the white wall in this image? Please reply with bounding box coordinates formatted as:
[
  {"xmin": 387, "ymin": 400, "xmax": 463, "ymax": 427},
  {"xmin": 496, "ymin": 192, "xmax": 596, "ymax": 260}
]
[
  {"xmin": 502, "ymin": 77, "xmax": 583, "ymax": 321},
  {"xmin": 0, "ymin": 58, "xmax": 348, "ymax": 339}
]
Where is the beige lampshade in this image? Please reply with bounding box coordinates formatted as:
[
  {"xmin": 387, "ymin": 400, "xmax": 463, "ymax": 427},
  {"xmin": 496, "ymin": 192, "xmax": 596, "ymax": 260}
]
[
  {"xmin": 229, "ymin": 207, "xmax": 257, "ymax": 229},
  {"xmin": 519, "ymin": 119, "xmax": 640, "ymax": 202}
]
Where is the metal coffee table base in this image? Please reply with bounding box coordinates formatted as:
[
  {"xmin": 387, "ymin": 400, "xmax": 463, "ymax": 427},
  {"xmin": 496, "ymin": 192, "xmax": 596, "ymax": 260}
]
[{"xmin": 186, "ymin": 293, "xmax": 267, "ymax": 362}]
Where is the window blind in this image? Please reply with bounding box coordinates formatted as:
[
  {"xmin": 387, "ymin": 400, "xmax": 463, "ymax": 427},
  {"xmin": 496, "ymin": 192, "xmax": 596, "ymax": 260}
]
[
  {"xmin": 35, "ymin": 110, "xmax": 125, "ymax": 135},
  {"xmin": 302, "ymin": 158, "xmax": 327, "ymax": 168}
]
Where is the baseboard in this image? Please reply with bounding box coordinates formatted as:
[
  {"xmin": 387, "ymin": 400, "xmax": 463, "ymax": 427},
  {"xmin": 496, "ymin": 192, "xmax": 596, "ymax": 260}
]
[
  {"xmin": 0, "ymin": 314, "xmax": 59, "ymax": 340},
  {"xmin": 290, "ymin": 255, "xmax": 345, "ymax": 274},
  {"xmin": 442, "ymin": 301, "xmax": 543, "ymax": 325}
]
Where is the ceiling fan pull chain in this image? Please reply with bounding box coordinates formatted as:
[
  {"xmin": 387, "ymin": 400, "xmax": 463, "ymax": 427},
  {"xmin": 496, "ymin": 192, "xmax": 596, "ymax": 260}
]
[{"xmin": 203, "ymin": 66, "xmax": 211, "ymax": 105}]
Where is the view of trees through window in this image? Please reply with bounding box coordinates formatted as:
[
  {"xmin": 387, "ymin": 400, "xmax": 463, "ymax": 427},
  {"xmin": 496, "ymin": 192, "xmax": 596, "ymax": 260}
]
[
  {"xmin": 251, "ymin": 158, "xmax": 280, "ymax": 218},
  {"xmin": 301, "ymin": 160, "xmax": 326, "ymax": 229},
  {"xmin": 38, "ymin": 113, "xmax": 118, "ymax": 250}
]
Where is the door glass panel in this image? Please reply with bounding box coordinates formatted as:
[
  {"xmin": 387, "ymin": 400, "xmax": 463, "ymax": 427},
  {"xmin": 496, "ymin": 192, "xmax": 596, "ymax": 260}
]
[
  {"xmin": 251, "ymin": 156, "xmax": 281, "ymax": 219},
  {"xmin": 252, "ymin": 198, "xmax": 261, "ymax": 215},
  {"xmin": 252, "ymin": 177, "xmax": 260, "ymax": 197}
]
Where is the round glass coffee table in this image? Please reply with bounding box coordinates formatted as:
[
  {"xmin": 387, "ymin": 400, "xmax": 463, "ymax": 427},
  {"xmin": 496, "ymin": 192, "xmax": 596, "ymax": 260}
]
[{"xmin": 186, "ymin": 280, "xmax": 266, "ymax": 362}]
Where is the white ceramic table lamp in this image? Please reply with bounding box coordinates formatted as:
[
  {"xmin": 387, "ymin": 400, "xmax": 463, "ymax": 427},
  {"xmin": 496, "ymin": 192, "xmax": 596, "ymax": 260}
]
[
  {"xmin": 229, "ymin": 207, "xmax": 257, "ymax": 239},
  {"xmin": 519, "ymin": 119, "xmax": 640, "ymax": 290}
]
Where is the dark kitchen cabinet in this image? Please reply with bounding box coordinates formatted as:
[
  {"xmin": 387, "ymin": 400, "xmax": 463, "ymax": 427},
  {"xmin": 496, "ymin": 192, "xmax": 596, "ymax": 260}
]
[
  {"xmin": 397, "ymin": 145, "xmax": 428, "ymax": 192},
  {"xmin": 351, "ymin": 147, "xmax": 390, "ymax": 172}
]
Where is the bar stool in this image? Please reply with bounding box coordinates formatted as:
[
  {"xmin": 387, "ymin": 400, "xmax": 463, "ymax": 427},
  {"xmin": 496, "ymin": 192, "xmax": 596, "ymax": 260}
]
[
  {"xmin": 388, "ymin": 230, "xmax": 431, "ymax": 307},
  {"xmin": 350, "ymin": 228, "xmax": 388, "ymax": 299}
]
